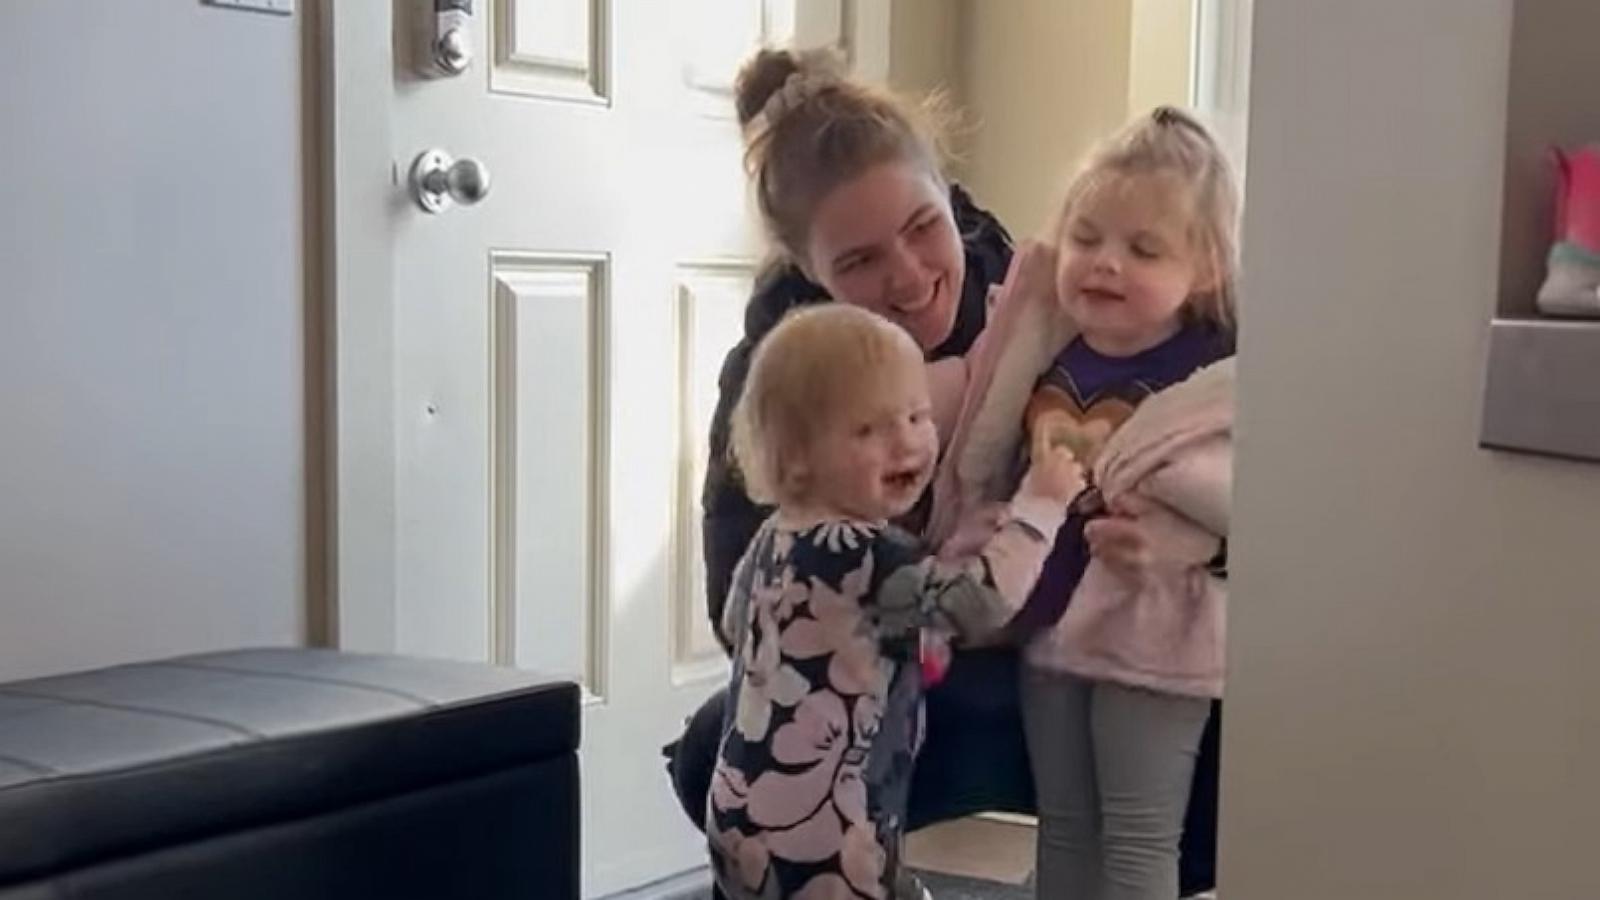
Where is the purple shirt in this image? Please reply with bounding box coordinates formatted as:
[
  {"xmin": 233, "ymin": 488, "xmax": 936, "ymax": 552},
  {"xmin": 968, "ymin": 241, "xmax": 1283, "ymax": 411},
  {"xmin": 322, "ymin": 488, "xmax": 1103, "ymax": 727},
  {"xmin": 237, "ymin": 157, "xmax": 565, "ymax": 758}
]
[{"xmin": 1006, "ymin": 324, "xmax": 1233, "ymax": 638}]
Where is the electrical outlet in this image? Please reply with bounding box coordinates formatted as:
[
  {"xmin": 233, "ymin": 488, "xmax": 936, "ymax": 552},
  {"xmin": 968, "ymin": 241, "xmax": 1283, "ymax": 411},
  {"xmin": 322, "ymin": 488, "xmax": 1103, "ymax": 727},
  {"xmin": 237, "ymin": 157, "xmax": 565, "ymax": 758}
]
[{"xmin": 204, "ymin": 0, "xmax": 294, "ymax": 15}]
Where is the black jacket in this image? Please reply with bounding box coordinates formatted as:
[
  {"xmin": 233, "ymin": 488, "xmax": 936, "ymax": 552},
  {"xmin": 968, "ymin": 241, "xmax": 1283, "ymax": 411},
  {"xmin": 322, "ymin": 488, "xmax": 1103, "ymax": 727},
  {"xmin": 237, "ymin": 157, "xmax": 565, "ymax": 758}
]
[{"xmin": 698, "ymin": 184, "xmax": 1014, "ymax": 643}]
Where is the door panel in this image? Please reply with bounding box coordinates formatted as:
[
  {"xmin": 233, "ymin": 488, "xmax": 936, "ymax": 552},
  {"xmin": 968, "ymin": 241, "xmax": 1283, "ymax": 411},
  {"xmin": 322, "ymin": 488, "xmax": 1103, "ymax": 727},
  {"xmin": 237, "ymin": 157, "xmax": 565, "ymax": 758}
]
[
  {"xmin": 491, "ymin": 0, "xmax": 609, "ymax": 101},
  {"xmin": 490, "ymin": 252, "xmax": 608, "ymax": 696},
  {"xmin": 670, "ymin": 262, "xmax": 755, "ymax": 686}
]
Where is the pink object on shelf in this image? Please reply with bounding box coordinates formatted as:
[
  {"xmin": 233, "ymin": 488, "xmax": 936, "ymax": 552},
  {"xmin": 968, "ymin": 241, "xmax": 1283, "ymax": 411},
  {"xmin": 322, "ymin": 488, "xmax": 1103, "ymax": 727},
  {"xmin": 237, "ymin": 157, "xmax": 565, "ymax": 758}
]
[{"xmin": 1538, "ymin": 145, "xmax": 1600, "ymax": 317}]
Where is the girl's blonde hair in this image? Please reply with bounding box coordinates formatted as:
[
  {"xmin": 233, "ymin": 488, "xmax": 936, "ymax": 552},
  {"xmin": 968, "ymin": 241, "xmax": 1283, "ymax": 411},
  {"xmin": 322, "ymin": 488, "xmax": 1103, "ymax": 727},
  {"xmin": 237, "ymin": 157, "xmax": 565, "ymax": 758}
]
[
  {"xmin": 1058, "ymin": 106, "xmax": 1241, "ymax": 330},
  {"xmin": 731, "ymin": 304, "xmax": 922, "ymax": 505},
  {"xmin": 735, "ymin": 47, "xmax": 955, "ymax": 271}
]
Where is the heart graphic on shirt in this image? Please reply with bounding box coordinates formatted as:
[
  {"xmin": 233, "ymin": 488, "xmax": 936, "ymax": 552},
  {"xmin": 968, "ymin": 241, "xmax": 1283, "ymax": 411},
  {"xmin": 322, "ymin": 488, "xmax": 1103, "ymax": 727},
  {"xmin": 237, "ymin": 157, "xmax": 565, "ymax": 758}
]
[
  {"xmin": 1034, "ymin": 409, "xmax": 1113, "ymax": 464},
  {"xmin": 1025, "ymin": 387, "xmax": 1137, "ymax": 468}
]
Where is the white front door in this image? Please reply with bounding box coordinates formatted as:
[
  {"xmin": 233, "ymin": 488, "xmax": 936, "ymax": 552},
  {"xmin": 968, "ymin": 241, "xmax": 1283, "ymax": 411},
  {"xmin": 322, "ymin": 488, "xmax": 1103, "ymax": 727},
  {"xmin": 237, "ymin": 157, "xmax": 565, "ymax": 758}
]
[{"xmin": 327, "ymin": 2, "xmax": 887, "ymax": 895}]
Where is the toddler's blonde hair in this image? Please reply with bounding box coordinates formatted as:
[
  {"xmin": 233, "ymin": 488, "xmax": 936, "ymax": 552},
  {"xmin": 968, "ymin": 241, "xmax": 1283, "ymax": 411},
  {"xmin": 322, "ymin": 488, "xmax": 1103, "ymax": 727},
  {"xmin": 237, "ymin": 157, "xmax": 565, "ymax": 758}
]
[
  {"xmin": 731, "ymin": 304, "xmax": 923, "ymax": 505},
  {"xmin": 1058, "ymin": 106, "xmax": 1241, "ymax": 330}
]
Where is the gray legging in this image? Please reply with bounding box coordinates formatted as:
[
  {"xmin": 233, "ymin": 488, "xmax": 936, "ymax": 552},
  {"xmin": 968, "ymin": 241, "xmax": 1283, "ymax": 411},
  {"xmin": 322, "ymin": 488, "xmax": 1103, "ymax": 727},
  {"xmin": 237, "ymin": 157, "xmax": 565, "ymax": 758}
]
[{"xmin": 1022, "ymin": 667, "xmax": 1211, "ymax": 900}]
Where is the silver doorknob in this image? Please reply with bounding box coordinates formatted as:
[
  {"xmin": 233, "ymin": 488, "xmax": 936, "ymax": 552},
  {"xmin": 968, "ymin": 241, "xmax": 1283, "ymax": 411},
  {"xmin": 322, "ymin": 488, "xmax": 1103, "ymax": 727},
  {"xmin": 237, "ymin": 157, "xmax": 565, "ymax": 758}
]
[{"xmin": 410, "ymin": 149, "xmax": 491, "ymax": 214}]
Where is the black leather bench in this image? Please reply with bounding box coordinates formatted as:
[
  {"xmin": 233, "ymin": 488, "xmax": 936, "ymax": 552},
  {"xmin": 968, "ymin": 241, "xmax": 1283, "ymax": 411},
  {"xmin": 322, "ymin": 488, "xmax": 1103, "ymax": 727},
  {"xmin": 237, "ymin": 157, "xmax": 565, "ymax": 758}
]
[{"xmin": 0, "ymin": 648, "xmax": 579, "ymax": 899}]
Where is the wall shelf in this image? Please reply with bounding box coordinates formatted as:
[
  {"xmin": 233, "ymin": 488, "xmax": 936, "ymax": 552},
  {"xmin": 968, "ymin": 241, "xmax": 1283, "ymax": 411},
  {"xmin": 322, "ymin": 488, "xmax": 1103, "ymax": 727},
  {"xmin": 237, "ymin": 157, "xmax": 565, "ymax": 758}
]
[
  {"xmin": 1481, "ymin": 317, "xmax": 1600, "ymax": 462},
  {"xmin": 1479, "ymin": 0, "xmax": 1600, "ymax": 462}
]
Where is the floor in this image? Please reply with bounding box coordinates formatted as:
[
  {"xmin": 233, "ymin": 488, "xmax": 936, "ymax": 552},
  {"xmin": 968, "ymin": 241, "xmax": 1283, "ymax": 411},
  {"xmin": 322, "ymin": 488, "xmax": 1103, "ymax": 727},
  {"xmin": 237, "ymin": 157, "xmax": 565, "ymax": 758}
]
[
  {"xmin": 907, "ymin": 816, "xmax": 1218, "ymax": 899},
  {"xmin": 906, "ymin": 815, "xmax": 1036, "ymax": 898},
  {"xmin": 632, "ymin": 815, "xmax": 1218, "ymax": 898},
  {"xmin": 629, "ymin": 816, "xmax": 1038, "ymax": 899},
  {"xmin": 906, "ymin": 815, "xmax": 1037, "ymax": 886}
]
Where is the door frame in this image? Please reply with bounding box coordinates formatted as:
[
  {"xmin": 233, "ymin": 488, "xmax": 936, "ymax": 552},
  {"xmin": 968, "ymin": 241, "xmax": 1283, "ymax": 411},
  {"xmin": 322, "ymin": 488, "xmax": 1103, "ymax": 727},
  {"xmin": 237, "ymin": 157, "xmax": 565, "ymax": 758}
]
[
  {"xmin": 1190, "ymin": 0, "xmax": 1254, "ymax": 174},
  {"xmin": 316, "ymin": 0, "xmax": 399, "ymax": 652}
]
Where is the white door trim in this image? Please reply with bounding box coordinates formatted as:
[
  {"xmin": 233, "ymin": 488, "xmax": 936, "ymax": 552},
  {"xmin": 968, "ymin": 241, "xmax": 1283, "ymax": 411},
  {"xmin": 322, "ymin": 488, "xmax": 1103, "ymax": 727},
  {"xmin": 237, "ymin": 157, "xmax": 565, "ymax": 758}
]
[
  {"xmin": 1191, "ymin": 0, "xmax": 1253, "ymax": 175},
  {"xmin": 321, "ymin": 1, "xmax": 399, "ymax": 652},
  {"xmin": 845, "ymin": 0, "xmax": 891, "ymax": 82}
]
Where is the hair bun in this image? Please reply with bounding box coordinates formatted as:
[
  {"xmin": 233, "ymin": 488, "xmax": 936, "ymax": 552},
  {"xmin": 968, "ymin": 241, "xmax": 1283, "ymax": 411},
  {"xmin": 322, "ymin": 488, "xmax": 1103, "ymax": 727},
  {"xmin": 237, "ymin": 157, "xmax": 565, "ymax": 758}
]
[
  {"xmin": 734, "ymin": 48, "xmax": 845, "ymax": 128},
  {"xmin": 1152, "ymin": 105, "xmax": 1205, "ymax": 134}
]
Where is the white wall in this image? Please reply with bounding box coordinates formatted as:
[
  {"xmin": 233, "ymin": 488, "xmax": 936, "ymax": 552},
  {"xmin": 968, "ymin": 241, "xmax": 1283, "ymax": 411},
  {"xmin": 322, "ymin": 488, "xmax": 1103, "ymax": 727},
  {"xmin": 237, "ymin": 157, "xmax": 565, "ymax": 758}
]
[
  {"xmin": 0, "ymin": 2, "xmax": 306, "ymax": 680},
  {"xmin": 1225, "ymin": 1, "xmax": 1600, "ymax": 897}
]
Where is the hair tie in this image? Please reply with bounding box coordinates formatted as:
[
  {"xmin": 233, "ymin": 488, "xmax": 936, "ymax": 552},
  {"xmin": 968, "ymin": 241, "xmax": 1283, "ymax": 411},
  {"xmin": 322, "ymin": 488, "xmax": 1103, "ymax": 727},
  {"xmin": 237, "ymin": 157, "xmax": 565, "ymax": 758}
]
[
  {"xmin": 1152, "ymin": 105, "xmax": 1206, "ymax": 134},
  {"xmin": 752, "ymin": 71, "xmax": 829, "ymax": 133}
]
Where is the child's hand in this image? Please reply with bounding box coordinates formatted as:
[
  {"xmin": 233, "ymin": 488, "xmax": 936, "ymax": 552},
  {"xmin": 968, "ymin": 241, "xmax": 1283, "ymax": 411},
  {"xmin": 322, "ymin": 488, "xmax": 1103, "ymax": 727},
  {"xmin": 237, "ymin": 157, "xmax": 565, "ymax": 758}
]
[
  {"xmin": 1085, "ymin": 516, "xmax": 1155, "ymax": 580},
  {"xmin": 1021, "ymin": 427, "xmax": 1086, "ymax": 504},
  {"xmin": 1032, "ymin": 408, "xmax": 1105, "ymax": 464},
  {"xmin": 1087, "ymin": 492, "xmax": 1219, "ymax": 581}
]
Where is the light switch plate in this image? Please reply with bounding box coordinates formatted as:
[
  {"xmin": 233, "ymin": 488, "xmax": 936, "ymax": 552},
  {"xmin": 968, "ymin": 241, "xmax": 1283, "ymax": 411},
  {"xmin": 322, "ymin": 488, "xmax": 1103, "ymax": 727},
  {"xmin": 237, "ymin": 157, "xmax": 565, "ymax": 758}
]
[{"xmin": 204, "ymin": 0, "xmax": 294, "ymax": 15}]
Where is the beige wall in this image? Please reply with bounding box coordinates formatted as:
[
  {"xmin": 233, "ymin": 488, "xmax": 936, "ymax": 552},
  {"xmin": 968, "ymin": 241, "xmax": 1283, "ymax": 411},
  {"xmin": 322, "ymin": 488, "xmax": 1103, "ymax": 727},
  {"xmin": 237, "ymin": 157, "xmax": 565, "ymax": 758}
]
[
  {"xmin": 887, "ymin": 0, "xmax": 964, "ymax": 106},
  {"xmin": 955, "ymin": 0, "xmax": 1134, "ymax": 237},
  {"xmin": 1225, "ymin": 1, "xmax": 1600, "ymax": 898},
  {"xmin": 1126, "ymin": 0, "xmax": 1194, "ymax": 119},
  {"xmin": 887, "ymin": 1, "xmax": 1194, "ymax": 239}
]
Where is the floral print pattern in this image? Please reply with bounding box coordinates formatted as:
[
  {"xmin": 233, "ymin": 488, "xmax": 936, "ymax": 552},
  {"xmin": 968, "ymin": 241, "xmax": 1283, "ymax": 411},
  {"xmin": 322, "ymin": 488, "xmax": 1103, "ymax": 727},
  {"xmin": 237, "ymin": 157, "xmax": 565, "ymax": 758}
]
[{"xmin": 707, "ymin": 520, "xmax": 951, "ymax": 900}]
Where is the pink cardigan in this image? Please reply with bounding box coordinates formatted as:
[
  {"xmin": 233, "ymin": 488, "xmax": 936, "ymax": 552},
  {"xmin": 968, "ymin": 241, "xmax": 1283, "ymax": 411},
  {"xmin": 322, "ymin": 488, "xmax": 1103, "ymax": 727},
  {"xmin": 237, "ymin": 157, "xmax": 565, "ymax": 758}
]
[{"xmin": 927, "ymin": 243, "xmax": 1233, "ymax": 699}]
